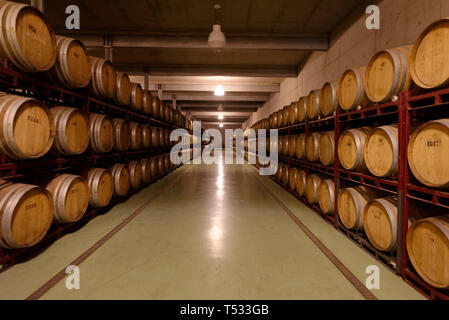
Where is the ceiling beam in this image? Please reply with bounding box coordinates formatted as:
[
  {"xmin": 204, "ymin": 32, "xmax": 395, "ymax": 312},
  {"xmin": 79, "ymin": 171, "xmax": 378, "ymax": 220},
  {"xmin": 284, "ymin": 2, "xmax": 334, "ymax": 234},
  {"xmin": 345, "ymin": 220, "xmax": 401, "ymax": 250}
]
[
  {"xmin": 120, "ymin": 65, "xmax": 297, "ymax": 78},
  {"xmin": 75, "ymin": 34, "xmax": 329, "ymax": 51},
  {"xmin": 148, "ymin": 83, "xmax": 279, "ymax": 93},
  {"xmin": 164, "ymin": 94, "xmax": 269, "ymax": 102},
  {"xmin": 181, "ymin": 107, "xmax": 258, "ymax": 112}
]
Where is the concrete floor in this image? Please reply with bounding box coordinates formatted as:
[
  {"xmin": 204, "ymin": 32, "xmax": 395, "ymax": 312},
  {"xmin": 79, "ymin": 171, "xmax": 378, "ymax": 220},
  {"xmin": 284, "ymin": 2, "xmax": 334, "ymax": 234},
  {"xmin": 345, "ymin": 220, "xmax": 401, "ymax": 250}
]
[{"xmin": 0, "ymin": 157, "xmax": 424, "ymax": 300}]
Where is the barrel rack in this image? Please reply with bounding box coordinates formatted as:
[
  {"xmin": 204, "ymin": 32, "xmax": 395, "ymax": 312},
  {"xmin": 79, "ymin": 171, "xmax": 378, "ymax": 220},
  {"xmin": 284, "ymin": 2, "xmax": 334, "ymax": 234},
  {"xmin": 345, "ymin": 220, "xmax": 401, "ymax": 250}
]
[
  {"xmin": 250, "ymin": 88, "xmax": 449, "ymax": 300},
  {"xmin": 0, "ymin": 59, "xmax": 193, "ymax": 273}
]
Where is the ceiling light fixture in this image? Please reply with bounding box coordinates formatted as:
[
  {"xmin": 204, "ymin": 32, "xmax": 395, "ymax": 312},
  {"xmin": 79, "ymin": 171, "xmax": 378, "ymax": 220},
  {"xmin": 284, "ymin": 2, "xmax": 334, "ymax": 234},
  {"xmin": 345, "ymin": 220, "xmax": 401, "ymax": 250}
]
[
  {"xmin": 218, "ymin": 113, "xmax": 224, "ymax": 120},
  {"xmin": 215, "ymin": 85, "xmax": 225, "ymax": 96},
  {"xmin": 219, "ymin": 123, "xmax": 224, "ymax": 128},
  {"xmin": 208, "ymin": 24, "xmax": 226, "ymax": 48}
]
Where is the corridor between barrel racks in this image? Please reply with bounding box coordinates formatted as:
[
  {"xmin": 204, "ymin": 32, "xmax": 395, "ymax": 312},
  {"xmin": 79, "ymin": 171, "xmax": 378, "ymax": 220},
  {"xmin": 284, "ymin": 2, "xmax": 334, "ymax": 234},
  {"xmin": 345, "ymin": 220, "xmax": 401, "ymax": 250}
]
[{"xmin": 0, "ymin": 151, "xmax": 421, "ymax": 300}]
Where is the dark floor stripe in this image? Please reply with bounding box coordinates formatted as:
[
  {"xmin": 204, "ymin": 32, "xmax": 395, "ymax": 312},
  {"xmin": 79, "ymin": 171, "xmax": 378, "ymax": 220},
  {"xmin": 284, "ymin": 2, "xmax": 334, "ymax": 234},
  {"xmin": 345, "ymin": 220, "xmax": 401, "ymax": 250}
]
[
  {"xmin": 253, "ymin": 173, "xmax": 378, "ymax": 300},
  {"xmin": 26, "ymin": 166, "xmax": 192, "ymax": 300}
]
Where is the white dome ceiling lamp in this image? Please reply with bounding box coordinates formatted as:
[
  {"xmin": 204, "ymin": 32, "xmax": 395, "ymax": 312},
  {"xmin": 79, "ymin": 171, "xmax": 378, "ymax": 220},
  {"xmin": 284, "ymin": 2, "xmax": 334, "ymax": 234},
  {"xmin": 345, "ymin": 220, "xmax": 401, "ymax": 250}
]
[{"xmin": 208, "ymin": 4, "xmax": 226, "ymax": 49}]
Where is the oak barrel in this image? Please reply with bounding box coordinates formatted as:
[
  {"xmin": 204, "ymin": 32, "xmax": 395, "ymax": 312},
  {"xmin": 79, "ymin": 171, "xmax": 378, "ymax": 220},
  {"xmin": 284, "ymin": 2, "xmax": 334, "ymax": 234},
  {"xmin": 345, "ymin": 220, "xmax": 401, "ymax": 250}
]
[
  {"xmin": 109, "ymin": 164, "xmax": 130, "ymax": 197},
  {"xmin": 131, "ymin": 83, "xmax": 143, "ymax": 112},
  {"xmin": 113, "ymin": 118, "xmax": 131, "ymax": 152},
  {"xmin": 142, "ymin": 90, "xmax": 152, "ymax": 114},
  {"xmin": 157, "ymin": 157, "xmax": 165, "ymax": 175},
  {"xmin": 150, "ymin": 157, "xmax": 159, "ymax": 178},
  {"xmin": 46, "ymin": 174, "xmax": 89, "ymax": 223},
  {"xmin": 0, "ymin": 93, "xmax": 55, "ymax": 159},
  {"xmin": 159, "ymin": 127, "xmax": 166, "ymax": 147},
  {"xmin": 89, "ymin": 57, "xmax": 116, "ymax": 100},
  {"xmin": 297, "ymin": 96, "xmax": 307, "ymax": 122},
  {"xmin": 0, "ymin": 183, "xmax": 53, "ymax": 249},
  {"xmin": 289, "ymin": 167, "xmax": 298, "ymax": 190},
  {"xmin": 319, "ymin": 131, "xmax": 335, "ymax": 166},
  {"xmin": 408, "ymin": 119, "xmax": 449, "ymax": 188},
  {"xmin": 89, "ymin": 113, "xmax": 114, "ymax": 153},
  {"xmin": 141, "ymin": 125, "xmax": 151, "ymax": 149},
  {"xmin": 281, "ymin": 164, "xmax": 289, "ymax": 186},
  {"xmin": 407, "ymin": 215, "xmax": 449, "ymax": 289},
  {"xmin": 364, "ymin": 125, "xmax": 398, "ymax": 177},
  {"xmin": 318, "ymin": 179, "xmax": 335, "ymax": 215},
  {"xmin": 320, "ymin": 81, "xmax": 339, "ymax": 117},
  {"xmin": 88, "ymin": 168, "xmax": 113, "ymax": 208},
  {"xmin": 151, "ymin": 96, "xmax": 160, "ymax": 118},
  {"xmin": 296, "ymin": 170, "xmax": 306, "ymax": 196},
  {"xmin": 276, "ymin": 110, "xmax": 283, "ymax": 128},
  {"xmin": 49, "ymin": 36, "xmax": 90, "ymax": 89},
  {"xmin": 282, "ymin": 105, "xmax": 289, "ymax": 127},
  {"xmin": 365, "ymin": 46, "xmax": 412, "ymax": 103},
  {"xmin": 51, "ymin": 106, "xmax": 89, "ymax": 156},
  {"xmin": 338, "ymin": 127, "xmax": 371, "ymax": 171},
  {"xmin": 306, "ymin": 174, "xmax": 322, "ymax": 204},
  {"xmin": 140, "ymin": 158, "xmax": 152, "ymax": 184},
  {"xmin": 130, "ymin": 122, "xmax": 143, "ymax": 150},
  {"xmin": 128, "ymin": 161, "xmax": 142, "ymax": 189},
  {"xmin": 337, "ymin": 186, "xmax": 376, "ymax": 231},
  {"xmin": 307, "ymin": 90, "xmax": 321, "ymax": 120},
  {"xmin": 289, "ymin": 101, "xmax": 299, "ymax": 125},
  {"xmin": 288, "ymin": 135, "xmax": 297, "ymax": 157},
  {"xmin": 410, "ymin": 18, "xmax": 449, "ymax": 89},
  {"xmin": 151, "ymin": 127, "xmax": 160, "ymax": 148},
  {"xmin": 338, "ymin": 67, "xmax": 369, "ymax": 111},
  {"xmin": 114, "ymin": 72, "xmax": 132, "ymax": 106},
  {"xmin": 0, "ymin": 1, "xmax": 56, "ymax": 72},
  {"xmin": 306, "ymin": 132, "xmax": 321, "ymax": 162},
  {"xmin": 295, "ymin": 134, "xmax": 306, "ymax": 159}
]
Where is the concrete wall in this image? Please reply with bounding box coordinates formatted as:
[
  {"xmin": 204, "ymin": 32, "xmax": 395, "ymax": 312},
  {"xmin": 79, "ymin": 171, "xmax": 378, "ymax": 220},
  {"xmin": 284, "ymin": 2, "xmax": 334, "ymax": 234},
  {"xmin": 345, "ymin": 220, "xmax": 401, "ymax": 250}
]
[{"xmin": 243, "ymin": 0, "xmax": 449, "ymax": 128}]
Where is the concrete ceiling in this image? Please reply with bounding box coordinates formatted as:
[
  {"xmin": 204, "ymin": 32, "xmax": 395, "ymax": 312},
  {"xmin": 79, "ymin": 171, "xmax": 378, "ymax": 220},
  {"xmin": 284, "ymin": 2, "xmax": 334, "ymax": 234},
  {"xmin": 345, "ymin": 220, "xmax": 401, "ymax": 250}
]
[{"xmin": 37, "ymin": 0, "xmax": 367, "ymax": 127}]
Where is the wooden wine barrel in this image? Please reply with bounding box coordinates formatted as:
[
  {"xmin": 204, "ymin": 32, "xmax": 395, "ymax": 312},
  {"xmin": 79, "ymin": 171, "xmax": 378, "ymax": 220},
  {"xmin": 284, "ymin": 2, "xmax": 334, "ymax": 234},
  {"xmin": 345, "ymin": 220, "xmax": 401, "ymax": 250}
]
[
  {"xmin": 109, "ymin": 164, "xmax": 130, "ymax": 197},
  {"xmin": 410, "ymin": 18, "xmax": 449, "ymax": 89},
  {"xmin": 151, "ymin": 96, "xmax": 160, "ymax": 118},
  {"xmin": 337, "ymin": 186, "xmax": 376, "ymax": 231},
  {"xmin": 275, "ymin": 163, "xmax": 282, "ymax": 181},
  {"xmin": 51, "ymin": 106, "xmax": 89, "ymax": 156},
  {"xmin": 408, "ymin": 119, "xmax": 449, "ymax": 188},
  {"xmin": 89, "ymin": 113, "xmax": 114, "ymax": 154},
  {"xmin": 276, "ymin": 110, "xmax": 283, "ymax": 128},
  {"xmin": 337, "ymin": 127, "xmax": 371, "ymax": 171},
  {"xmin": 89, "ymin": 57, "xmax": 116, "ymax": 100},
  {"xmin": 282, "ymin": 105, "xmax": 289, "ymax": 127},
  {"xmin": 289, "ymin": 101, "xmax": 299, "ymax": 125},
  {"xmin": 318, "ymin": 179, "xmax": 335, "ymax": 215},
  {"xmin": 407, "ymin": 215, "xmax": 449, "ymax": 289},
  {"xmin": 306, "ymin": 132, "xmax": 321, "ymax": 162},
  {"xmin": 164, "ymin": 104, "xmax": 171, "ymax": 122},
  {"xmin": 281, "ymin": 135, "xmax": 289, "ymax": 155},
  {"xmin": 364, "ymin": 125, "xmax": 398, "ymax": 177},
  {"xmin": 307, "ymin": 90, "xmax": 321, "ymax": 120},
  {"xmin": 157, "ymin": 157, "xmax": 165, "ymax": 174},
  {"xmin": 114, "ymin": 72, "xmax": 132, "ymax": 106},
  {"xmin": 295, "ymin": 170, "xmax": 306, "ymax": 196},
  {"xmin": 0, "ymin": 1, "xmax": 56, "ymax": 72},
  {"xmin": 130, "ymin": 122, "xmax": 143, "ymax": 150},
  {"xmin": 288, "ymin": 135, "xmax": 297, "ymax": 157},
  {"xmin": 159, "ymin": 103, "xmax": 166, "ymax": 122},
  {"xmin": 128, "ymin": 161, "xmax": 142, "ymax": 189},
  {"xmin": 320, "ymin": 81, "xmax": 339, "ymax": 117},
  {"xmin": 269, "ymin": 113, "xmax": 276, "ymax": 129},
  {"xmin": 112, "ymin": 119, "xmax": 130, "ymax": 152},
  {"xmin": 338, "ymin": 67, "xmax": 369, "ymax": 111},
  {"xmin": 88, "ymin": 168, "xmax": 113, "ymax": 208},
  {"xmin": 298, "ymin": 96, "xmax": 307, "ymax": 122},
  {"xmin": 281, "ymin": 164, "xmax": 289, "ymax": 186},
  {"xmin": 141, "ymin": 125, "xmax": 151, "ymax": 149},
  {"xmin": 295, "ymin": 134, "xmax": 306, "ymax": 159},
  {"xmin": 365, "ymin": 46, "xmax": 412, "ymax": 103},
  {"xmin": 49, "ymin": 36, "xmax": 90, "ymax": 89},
  {"xmin": 164, "ymin": 155, "xmax": 171, "ymax": 172},
  {"xmin": 306, "ymin": 174, "xmax": 322, "ymax": 204},
  {"xmin": 0, "ymin": 93, "xmax": 55, "ymax": 159},
  {"xmin": 289, "ymin": 167, "xmax": 298, "ymax": 190},
  {"xmin": 0, "ymin": 183, "xmax": 53, "ymax": 249},
  {"xmin": 165, "ymin": 129, "xmax": 172, "ymax": 147},
  {"xmin": 46, "ymin": 174, "xmax": 89, "ymax": 223},
  {"xmin": 150, "ymin": 127, "xmax": 160, "ymax": 148},
  {"xmin": 319, "ymin": 131, "xmax": 335, "ymax": 166},
  {"xmin": 140, "ymin": 159, "xmax": 152, "ymax": 184},
  {"xmin": 364, "ymin": 197, "xmax": 400, "ymax": 252},
  {"xmin": 150, "ymin": 157, "xmax": 159, "ymax": 178},
  {"xmin": 142, "ymin": 90, "xmax": 152, "ymax": 114},
  {"xmin": 131, "ymin": 83, "xmax": 143, "ymax": 112},
  {"xmin": 159, "ymin": 127, "xmax": 166, "ymax": 147}
]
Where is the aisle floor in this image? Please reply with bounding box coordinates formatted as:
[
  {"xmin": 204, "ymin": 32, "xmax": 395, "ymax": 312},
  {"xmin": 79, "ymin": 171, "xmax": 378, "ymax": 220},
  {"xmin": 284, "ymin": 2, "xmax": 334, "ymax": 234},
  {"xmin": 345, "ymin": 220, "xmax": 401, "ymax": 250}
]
[{"xmin": 0, "ymin": 157, "xmax": 424, "ymax": 300}]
